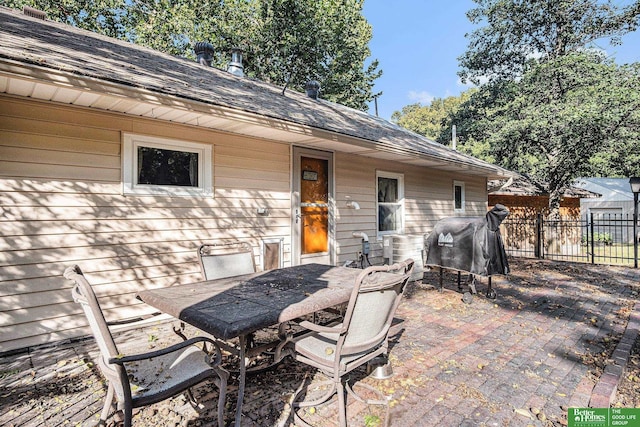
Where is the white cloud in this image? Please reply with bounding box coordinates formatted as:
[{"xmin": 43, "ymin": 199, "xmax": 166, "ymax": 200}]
[{"xmin": 407, "ymin": 90, "xmax": 435, "ymax": 104}]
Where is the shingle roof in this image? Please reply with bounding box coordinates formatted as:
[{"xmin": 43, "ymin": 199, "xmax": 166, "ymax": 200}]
[
  {"xmin": 573, "ymin": 178, "xmax": 633, "ymax": 202},
  {"xmin": 489, "ymin": 174, "xmax": 600, "ymax": 198},
  {"xmin": 0, "ymin": 7, "xmax": 512, "ymax": 177}
]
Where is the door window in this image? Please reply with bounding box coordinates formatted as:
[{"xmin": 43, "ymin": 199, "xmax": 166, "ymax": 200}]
[{"xmin": 300, "ymin": 157, "xmax": 329, "ymax": 254}]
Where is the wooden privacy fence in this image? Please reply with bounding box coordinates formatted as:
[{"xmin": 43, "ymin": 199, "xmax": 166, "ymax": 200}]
[{"xmin": 501, "ymin": 213, "xmax": 639, "ymax": 267}]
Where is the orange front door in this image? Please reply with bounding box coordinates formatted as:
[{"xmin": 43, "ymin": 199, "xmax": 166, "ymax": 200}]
[
  {"xmin": 300, "ymin": 156, "xmax": 329, "ymax": 254},
  {"xmin": 293, "ymin": 148, "xmax": 333, "ymax": 265}
]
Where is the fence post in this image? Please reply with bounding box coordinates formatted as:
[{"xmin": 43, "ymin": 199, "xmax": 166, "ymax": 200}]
[
  {"xmin": 590, "ymin": 212, "xmax": 595, "ymax": 265},
  {"xmin": 634, "ymin": 193, "xmax": 638, "ymax": 268},
  {"xmin": 535, "ymin": 214, "xmax": 543, "ymax": 259}
]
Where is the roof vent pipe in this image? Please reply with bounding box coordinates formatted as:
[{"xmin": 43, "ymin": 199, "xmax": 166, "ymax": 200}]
[
  {"xmin": 194, "ymin": 42, "xmax": 214, "ymax": 67},
  {"xmin": 227, "ymin": 48, "xmax": 244, "ymax": 77},
  {"xmin": 452, "ymin": 124, "xmax": 457, "ymax": 150},
  {"xmin": 23, "ymin": 6, "xmax": 47, "ymax": 20},
  {"xmin": 305, "ymin": 80, "xmax": 320, "ymax": 100}
]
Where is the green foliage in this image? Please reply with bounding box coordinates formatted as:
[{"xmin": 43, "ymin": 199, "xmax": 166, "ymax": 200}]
[
  {"xmin": 2, "ymin": 0, "xmax": 128, "ymax": 38},
  {"xmin": 2, "ymin": 0, "xmax": 381, "ymax": 110},
  {"xmin": 467, "ymin": 51, "xmax": 640, "ymax": 217},
  {"xmin": 417, "ymin": 0, "xmax": 640, "ymax": 219},
  {"xmin": 582, "ymin": 232, "xmax": 613, "ymax": 245},
  {"xmin": 459, "ymin": 0, "xmax": 640, "ymax": 84},
  {"xmin": 251, "ymin": 0, "xmax": 380, "ymax": 109},
  {"xmin": 390, "ymin": 90, "xmax": 476, "ymax": 143},
  {"xmin": 364, "ymin": 414, "xmax": 381, "ymax": 427}
]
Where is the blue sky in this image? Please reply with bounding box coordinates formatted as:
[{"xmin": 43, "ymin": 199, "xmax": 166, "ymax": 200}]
[{"xmin": 362, "ymin": 0, "xmax": 640, "ymax": 120}]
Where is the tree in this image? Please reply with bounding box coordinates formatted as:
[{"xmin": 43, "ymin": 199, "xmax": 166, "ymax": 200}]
[
  {"xmin": 474, "ymin": 52, "xmax": 640, "ymax": 218},
  {"xmin": 390, "ymin": 91, "xmax": 476, "ymax": 144},
  {"xmin": 251, "ymin": 0, "xmax": 380, "ymax": 109},
  {"xmin": 459, "ymin": 0, "xmax": 640, "ymax": 84},
  {"xmin": 2, "ymin": 0, "xmax": 128, "ymax": 38},
  {"xmin": 2, "ymin": 0, "xmax": 381, "ymax": 111},
  {"xmin": 391, "ymin": 103, "xmax": 442, "ymax": 141},
  {"xmin": 450, "ymin": 0, "xmax": 640, "ymax": 218}
]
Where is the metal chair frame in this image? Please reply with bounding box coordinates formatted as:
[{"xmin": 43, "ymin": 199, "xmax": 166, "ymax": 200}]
[
  {"xmin": 286, "ymin": 259, "xmax": 415, "ymax": 427},
  {"xmin": 64, "ymin": 265, "xmax": 229, "ymax": 427}
]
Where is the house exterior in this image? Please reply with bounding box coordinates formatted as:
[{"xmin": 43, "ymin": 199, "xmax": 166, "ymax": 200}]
[
  {"xmin": 573, "ymin": 178, "xmax": 635, "ymax": 218},
  {"xmin": 489, "ymin": 175, "xmax": 598, "ymax": 219},
  {"xmin": 573, "ymin": 177, "xmax": 636, "ymax": 244},
  {"xmin": 0, "ymin": 7, "xmax": 512, "ymax": 353},
  {"xmin": 488, "ymin": 175, "xmax": 601, "ymax": 257}
]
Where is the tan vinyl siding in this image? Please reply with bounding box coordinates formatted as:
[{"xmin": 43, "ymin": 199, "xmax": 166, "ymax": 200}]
[
  {"xmin": 334, "ymin": 152, "xmax": 487, "ymax": 264},
  {"xmin": 0, "ymin": 97, "xmax": 292, "ymax": 353},
  {"xmin": 1, "ymin": 95, "xmax": 489, "ymax": 353}
]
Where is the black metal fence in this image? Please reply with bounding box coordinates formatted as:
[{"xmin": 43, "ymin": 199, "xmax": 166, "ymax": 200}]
[{"xmin": 501, "ymin": 213, "xmax": 638, "ymax": 267}]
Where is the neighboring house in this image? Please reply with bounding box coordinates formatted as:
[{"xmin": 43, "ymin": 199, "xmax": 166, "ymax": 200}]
[
  {"xmin": 573, "ymin": 178, "xmax": 636, "ymax": 244},
  {"xmin": 573, "ymin": 177, "xmax": 636, "ymax": 218},
  {"xmin": 0, "ymin": 7, "xmax": 513, "ymax": 353},
  {"xmin": 489, "ymin": 174, "xmax": 599, "ymax": 219},
  {"xmin": 488, "ymin": 175, "xmax": 600, "ymax": 256}
]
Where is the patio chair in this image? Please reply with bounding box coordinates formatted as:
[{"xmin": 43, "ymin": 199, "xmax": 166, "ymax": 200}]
[
  {"xmin": 64, "ymin": 265, "xmax": 228, "ymax": 427},
  {"xmin": 285, "ymin": 258, "xmax": 415, "ymax": 427},
  {"xmin": 198, "ymin": 241, "xmax": 255, "ymax": 281},
  {"xmin": 198, "ymin": 241, "xmax": 281, "ymax": 365}
]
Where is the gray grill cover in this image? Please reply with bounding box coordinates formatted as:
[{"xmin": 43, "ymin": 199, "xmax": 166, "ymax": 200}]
[{"xmin": 425, "ymin": 204, "xmax": 510, "ymax": 277}]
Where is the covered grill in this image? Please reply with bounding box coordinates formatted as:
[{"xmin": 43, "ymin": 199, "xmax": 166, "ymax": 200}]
[{"xmin": 425, "ymin": 204, "xmax": 509, "ymax": 302}]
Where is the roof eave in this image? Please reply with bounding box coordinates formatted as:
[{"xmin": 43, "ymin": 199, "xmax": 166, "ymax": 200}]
[{"xmin": 0, "ymin": 58, "xmax": 513, "ymax": 179}]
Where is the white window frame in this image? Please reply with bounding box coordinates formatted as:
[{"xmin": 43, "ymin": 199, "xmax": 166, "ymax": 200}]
[
  {"xmin": 123, "ymin": 133, "xmax": 212, "ymax": 197},
  {"xmin": 376, "ymin": 170, "xmax": 405, "ymax": 239},
  {"xmin": 453, "ymin": 180, "xmax": 466, "ymax": 213}
]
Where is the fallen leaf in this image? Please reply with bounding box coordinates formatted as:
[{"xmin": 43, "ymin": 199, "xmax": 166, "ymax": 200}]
[{"xmin": 514, "ymin": 408, "xmax": 533, "ymax": 419}]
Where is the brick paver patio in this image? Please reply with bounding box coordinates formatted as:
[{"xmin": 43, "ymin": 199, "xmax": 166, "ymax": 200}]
[{"xmin": 1, "ymin": 258, "xmax": 639, "ymax": 426}]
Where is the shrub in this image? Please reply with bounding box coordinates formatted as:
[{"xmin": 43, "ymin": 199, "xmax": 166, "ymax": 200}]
[{"xmin": 582, "ymin": 232, "xmax": 613, "ymax": 245}]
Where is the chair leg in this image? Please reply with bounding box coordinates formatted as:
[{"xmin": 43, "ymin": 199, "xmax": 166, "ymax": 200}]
[
  {"xmin": 292, "ymin": 379, "xmax": 337, "ymax": 408},
  {"xmin": 123, "ymin": 404, "xmax": 133, "ymax": 427},
  {"xmin": 345, "ymin": 380, "xmax": 390, "ymax": 427},
  {"xmin": 99, "ymin": 384, "xmax": 115, "ymax": 425},
  {"xmin": 184, "ymin": 367, "xmax": 228, "ymax": 427},
  {"xmin": 215, "ymin": 367, "xmax": 229, "ymax": 427},
  {"xmin": 337, "ymin": 380, "xmax": 347, "ymax": 427},
  {"xmin": 291, "ymin": 379, "xmax": 338, "ymax": 427}
]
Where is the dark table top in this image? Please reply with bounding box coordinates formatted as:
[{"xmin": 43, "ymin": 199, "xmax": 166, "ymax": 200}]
[{"xmin": 136, "ymin": 264, "xmax": 362, "ymax": 340}]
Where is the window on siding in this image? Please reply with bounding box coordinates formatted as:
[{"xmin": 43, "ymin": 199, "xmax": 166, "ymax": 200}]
[
  {"xmin": 454, "ymin": 180, "xmax": 465, "ymax": 212},
  {"xmin": 123, "ymin": 134, "xmax": 212, "ymax": 197},
  {"xmin": 377, "ymin": 171, "xmax": 404, "ymax": 238}
]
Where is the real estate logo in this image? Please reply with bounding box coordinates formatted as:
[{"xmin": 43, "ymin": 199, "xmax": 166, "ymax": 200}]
[
  {"xmin": 570, "ymin": 408, "xmax": 608, "ymax": 427},
  {"xmin": 568, "ymin": 408, "xmax": 640, "ymax": 427}
]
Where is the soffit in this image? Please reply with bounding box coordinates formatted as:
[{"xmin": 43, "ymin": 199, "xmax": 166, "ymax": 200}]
[{"xmin": 0, "ymin": 62, "xmax": 506, "ymax": 177}]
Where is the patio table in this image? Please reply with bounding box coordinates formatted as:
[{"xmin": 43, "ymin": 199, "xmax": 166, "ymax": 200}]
[{"xmin": 136, "ymin": 263, "xmax": 364, "ymax": 426}]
